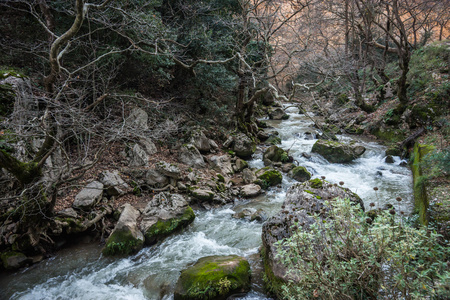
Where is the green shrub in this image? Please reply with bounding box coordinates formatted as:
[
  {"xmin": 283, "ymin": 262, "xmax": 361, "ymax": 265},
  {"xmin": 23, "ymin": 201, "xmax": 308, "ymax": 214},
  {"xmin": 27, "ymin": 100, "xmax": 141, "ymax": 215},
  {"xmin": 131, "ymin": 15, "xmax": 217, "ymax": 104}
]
[{"xmin": 276, "ymin": 198, "xmax": 449, "ymax": 300}]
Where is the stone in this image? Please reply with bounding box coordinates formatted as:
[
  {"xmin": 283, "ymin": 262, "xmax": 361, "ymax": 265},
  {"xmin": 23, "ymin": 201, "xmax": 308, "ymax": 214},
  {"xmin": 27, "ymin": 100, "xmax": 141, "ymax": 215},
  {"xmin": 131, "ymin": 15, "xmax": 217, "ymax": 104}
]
[
  {"xmin": 99, "ymin": 170, "xmax": 130, "ymax": 196},
  {"xmin": 56, "ymin": 208, "xmax": 78, "ymax": 218},
  {"xmin": 281, "ymin": 163, "xmax": 296, "ymax": 173},
  {"xmin": 255, "ymin": 167, "xmax": 283, "ymax": 188},
  {"xmin": 233, "ymin": 208, "xmax": 266, "ymax": 222},
  {"xmin": 73, "ymin": 181, "xmax": 104, "ymax": 210},
  {"xmin": 102, "ymin": 204, "xmax": 144, "ymax": 256},
  {"xmin": 190, "ymin": 130, "xmax": 211, "ymax": 153},
  {"xmin": 257, "ymin": 130, "xmax": 270, "ymax": 141},
  {"xmin": 191, "ymin": 189, "xmax": 215, "ymax": 202},
  {"xmin": 266, "ymin": 135, "xmax": 282, "ymax": 145},
  {"xmin": 263, "ymin": 145, "xmax": 291, "ymax": 166},
  {"xmin": 233, "ymin": 158, "xmax": 249, "ymax": 173},
  {"xmin": 178, "ymin": 144, "xmax": 206, "ymax": 168},
  {"xmin": 174, "ymin": 255, "xmax": 251, "ymax": 300},
  {"xmin": 261, "ymin": 179, "xmax": 364, "ymax": 298},
  {"xmin": 232, "ymin": 133, "xmax": 256, "ymax": 158},
  {"xmin": 1, "ymin": 251, "xmax": 31, "ymax": 270},
  {"xmin": 242, "ymin": 168, "xmax": 257, "ymax": 184},
  {"xmin": 311, "ymin": 140, "xmax": 366, "ymax": 163},
  {"xmin": 385, "ymin": 155, "xmax": 395, "ymax": 164},
  {"xmin": 140, "ymin": 193, "xmax": 195, "ymax": 245},
  {"xmin": 146, "ymin": 169, "xmax": 169, "ymax": 187},
  {"xmin": 209, "ymin": 155, "xmax": 234, "ymax": 175},
  {"xmin": 240, "ymin": 184, "xmax": 262, "ymax": 198},
  {"xmin": 156, "ymin": 161, "xmax": 181, "ymax": 179},
  {"xmin": 139, "ymin": 137, "xmax": 157, "ymax": 155},
  {"xmin": 289, "ymin": 166, "xmax": 312, "ymax": 182},
  {"xmin": 127, "ymin": 107, "xmax": 148, "ymax": 130},
  {"xmin": 128, "ymin": 144, "xmax": 149, "ymax": 167},
  {"xmin": 269, "ymin": 107, "xmax": 289, "ymax": 120}
]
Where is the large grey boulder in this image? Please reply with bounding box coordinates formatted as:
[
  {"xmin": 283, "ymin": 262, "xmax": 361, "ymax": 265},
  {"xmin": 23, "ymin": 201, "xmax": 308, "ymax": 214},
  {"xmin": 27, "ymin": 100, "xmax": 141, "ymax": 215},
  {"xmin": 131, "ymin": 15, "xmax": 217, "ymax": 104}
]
[
  {"xmin": 261, "ymin": 178, "xmax": 364, "ymax": 298},
  {"xmin": 209, "ymin": 155, "xmax": 234, "ymax": 175},
  {"xmin": 233, "ymin": 208, "xmax": 266, "ymax": 222},
  {"xmin": 99, "ymin": 170, "xmax": 130, "ymax": 196},
  {"xmin": 140, "ymin": 193, "xmax": 195, "ymax": 245},
  {"xmin": 155, "ymin": 161, "xmax": 181, "ymax": 179},
  {"xmin": 102, "ymin": 204, "xmax": 144, "ymax": 256},
  {"xmin": 232, "ymin": 133, "xmax": 256, "ymax": 158},
  {"xmin": 269, "ymin": 107, "xmax": 289, "ymax": 120},
  {"xmin": 240, "ymin": 184, "xmax": 262, "ymax": 198},
  {"xmin": 128, "ymin": 144, "xmax": 149, "ymax": 167},
  {"xmin": 242, "ymin": 168, "xmax": 257, "ymax": 184},
  {"xmin": 289, "ymin": 166, "xmax": 312, "ymax": 182},
  {"xmin": 127, "ymin": 107, "xmax": 148, "ymax": 130},
  {"xmin": 139, "ymin": 137, "xmax": 157, "ymax": 155},
  {"xmin": 174, "ymin": 255, "xmax": 251, "ymax": 300},
  {"xmin": 311, "ymin": 140, "xmax": 366, "ymax": 163},
  {"xmin": 178, "ymin": 144, "xmax": 206, "ymax": 168},
  {"xmin": 191, "ymin": 189, "xmax": 215, "ymax": 202},
  {"xmin": 1, "ymin": 251, "xmax": 31, "ymax": 270},
  {"xmin": 73, "ymin": 181, "xmax": 104, "ymax": 209},
  {"xmin": 190, "ymin": 129, "xmax": 211, "ymax": 153},
  {"xmin": 145, "ymin": 169, "xmax": 169, "ymax": 187}
]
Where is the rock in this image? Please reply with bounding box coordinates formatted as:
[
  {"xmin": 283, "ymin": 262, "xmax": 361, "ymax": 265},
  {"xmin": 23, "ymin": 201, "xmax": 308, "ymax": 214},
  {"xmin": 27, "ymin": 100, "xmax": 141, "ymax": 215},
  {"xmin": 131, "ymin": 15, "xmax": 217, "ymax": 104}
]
[
  {"xmin": 190, "ymin": 130, "xmax": 211, "ymax": 153},
  {"xmin": 128, "ymin": 144, "xmax": 149, "ymax": 167},
  {"xmin": 301, "ymin": 152, "xmax": 311, "ymax": 159},
  {"xmin": 178, "ymin": 144, "xmax": 206, "ymax": 168},
  {"xmin": 269, "ymin": 107, "xmax": 289, "ymax": 120},
  {"xmin": 99, "ymin": 170, "xmax": 130, "ymax": 196},
  {"xmin": 233, "ymin": 208, "xmax": 266, "ymax": 222},
  {"xmin": 139, "ymin": 137, "xmax": 157, "ymax": 155},
  {"xmin": 209, "ymin": 155, "xmax": 234, "ymax": 175},
  {"xmin": 303, "ymin": 132, "xmax": 315, "ymax": 140},
  {"xmin": 255, "ymin": 167, "xmax": 282, "ymax": 188},
  {"xmin": 140, "ymin": 193, "xmax": 195, "ymax": 245},
  {"xmin": 385, "ymin": 145, "xmax": 402, "ymax": 157},
  {"xmin": 233, "ymin": 158, "xmax": 248, "ymax": 173},
  {"xmin": 56, "ymin": 208, "xmax": 78, "ymax": 218},
  {"xmin": 1, "ymin": 251, "xmax": 31, "ymax": 270},
  {"xmin": 191, "ymin": 189, "xmax": 215, "ymax": 202},
  {"xmin": 240, "ymin": 184, "xmax": 262, "ymax": 198},
  {"xmin": 257, "ymin": 130, "xmax": 270, "ymax": 141},
  {"xmin": 102, "ymin": 204, "xmax": 144, "ymax": 256},
  {"xmin": 311, "ymin": 140, "xmax": 366, "ymax": 163},
  {"xmin": 289, "ymin": 166, "xmax": 312, "ymax": 182},
  {"xmin": 156, "ymin": 161, "xmax": 181, "ymax": 179},
  {"xmin": 232, "ymin": 133, "xmax": 256, "ymax": 158},
  {"xmin": 242, "ymin": 168, "xmax": 257, "ymax": 184},
  {"xmin": 266, "ymin": 135, "xmax": 282, "ymax": 145},
  {"xmin": 261, "ymin": 179, "xmax": 364, "ymax": 298},
  {"xmin": 145, "ymin": 169, "xmax": 169, "ymax": 187},
  {"xmin": 263, "ymin": 145, "xmax": 291, "ymax": 166},
  {"xmin": 73, "ymin": 181, "xmax": 104, "ymax": 210},
  {"xmin": 223, "ymin": 136, "xmax": 234, "ymax": 148},
  {"xmin": 127, "ymin": 107, "xmax": 148, "ymax": 130},
  {"xmin": 174, "ymin": 255, "xmax": 251, "ymax": 300},
  {"xmin": 385, "ymin": 155, "xmax": 395, "ymax": 164}
]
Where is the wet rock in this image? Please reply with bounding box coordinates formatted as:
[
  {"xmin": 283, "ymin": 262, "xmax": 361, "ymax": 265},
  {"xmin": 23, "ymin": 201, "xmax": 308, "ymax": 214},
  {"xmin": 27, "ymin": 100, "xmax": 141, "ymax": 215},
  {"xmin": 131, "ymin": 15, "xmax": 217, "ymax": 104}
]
[
  {"xmin": 263, "ymin": 145, "xmax": 291, "ymax": 166},
  {"xmin": 385, "ymin": 155, "xmax": 395, "ymax": 164},
  {"xmin": 281, "ymin": 163, "xmax": 296, "ymax": 173},
  {"xmin": 73, "ymin": 181, "xmax": 104, "ymax": 210},
  {"xmin": 233, "ymin": 208, "xmax": 266, "ymax": 222},
  {"xmin": 103, "ymin": 204, "xmax": 144, "ymax": 256},
  {"xmin": 209, "ymin": 155, "xmax": 234, "ymax": 175},
  {"xmin": 174, "ymin": 255, "xmax": 251, "ymax": 300},
  {"xmin": 178, "ymin": 144, "xmax": 206, "ymax": 168},
  {"xmin": 1, "ymin": 251, "xmax": 31, "ymax": 270},
  {"xmin": 140, "ymin": 193, "xmax": 195, "ymax": 245},
  {"xmin": 265, "ymin": 135, "xmax": 282, "ymax": 145},
  {"xmin": 240, "ymin": 184, "xmax": 262, "ymax": 198},
  {"xmin": 311, "ymin": 140, "xmax": 366, "ymax": 163},
  {"xmin": 128, "ymin": 144, "xmax": 149, "ymax": 167},
  {"xmin": 269, "ymin": 107, "xmax": 289, "ymax": 120},
  {"xmin": 255, "ymin": 167, "xmax": 282, "ymax": 188},
  {"xmin": 99, "ymin": 170, "xmax": 130, "ymax": 196},
  {"xmin": 289, "ymin": 166, "xmax": 312, "ymax": 182},
  {"xmin": 301, "ymin": 152, "xmax": 311, "ymax": 159},
  {"xmin": 257, "ymin": 130, "xmax": 270, "ymax": 141}
]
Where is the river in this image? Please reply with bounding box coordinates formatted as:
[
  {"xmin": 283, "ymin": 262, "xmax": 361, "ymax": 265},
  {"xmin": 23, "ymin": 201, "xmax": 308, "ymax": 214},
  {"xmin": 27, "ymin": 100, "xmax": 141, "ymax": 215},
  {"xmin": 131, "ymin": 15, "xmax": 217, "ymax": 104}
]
[{"xmin": 0, "ymin": 107, "xmax": 413, "ymax": 299}]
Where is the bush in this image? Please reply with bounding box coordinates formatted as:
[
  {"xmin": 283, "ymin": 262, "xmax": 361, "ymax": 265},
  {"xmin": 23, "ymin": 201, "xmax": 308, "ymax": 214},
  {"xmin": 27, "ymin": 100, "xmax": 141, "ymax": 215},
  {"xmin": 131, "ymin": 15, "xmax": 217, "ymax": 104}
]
[{"xmin": 276, "ymin": 198, "xmax": 449, "ymax": 300}]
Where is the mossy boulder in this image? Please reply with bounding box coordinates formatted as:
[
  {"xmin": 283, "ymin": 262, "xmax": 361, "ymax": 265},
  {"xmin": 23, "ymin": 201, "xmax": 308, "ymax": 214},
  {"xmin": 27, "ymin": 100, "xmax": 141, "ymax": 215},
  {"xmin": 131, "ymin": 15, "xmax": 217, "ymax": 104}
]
[
  {"xmin": 256, "ymin": 167, "xmax": 282, "ymax": 188},
  {"xmin": 269, "ymin": 107, "xmax": 289, "ymax": 120},
  {"xmin": 141, "ymin": 193, "xmax": 195, "ymax": 245},
  {"xmin": 103, "ymin": 204, "xmax": 144, "ymax": 256},
  {"xmin": 289, "ymin": 166, "xmax": 312, "ymax": 182},
  {"xmin": 385, "ymin": 144, "xmax": 403, "ymax": 157},
  {"xmin": 266, "ymin": 135, "xmax": 282, "ymax": 145},
  {"xmin": 191, "ymin": 189, "xmax": 215, "ymax": 202},
  {"xmin": 263, "ymin": 145, "xmax": 291, "ymax": 166},
  {"xmin": 232, "ymin": 133, "xmax": 256, "ymax": 159},
  {"xmin": 1, "ymin": 251, "xmax": 31, "ymax": 270},
  {"xmin": 174, "ymin": 255, "xmax": 251, "ymax": 300},
  {"xmin": 311, "ymin": 139, "xmax": 366, "ymax": 163}
]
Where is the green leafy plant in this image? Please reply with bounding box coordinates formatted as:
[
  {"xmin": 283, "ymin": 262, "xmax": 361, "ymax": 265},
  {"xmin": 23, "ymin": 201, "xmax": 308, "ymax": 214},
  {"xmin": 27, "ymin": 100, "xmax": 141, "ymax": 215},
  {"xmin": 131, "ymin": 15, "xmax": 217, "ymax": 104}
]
[{"xmin": 276, "ymin": 198, "xmax": 449, "ymax": 300}]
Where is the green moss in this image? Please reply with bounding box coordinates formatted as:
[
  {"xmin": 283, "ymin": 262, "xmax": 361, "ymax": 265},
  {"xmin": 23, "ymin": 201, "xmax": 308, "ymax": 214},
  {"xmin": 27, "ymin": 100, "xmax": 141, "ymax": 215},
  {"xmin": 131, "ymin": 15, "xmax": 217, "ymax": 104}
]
[
  {"xmin": 54, "ymin": 217, "xmax": 85, "ymax": 234},
  {"xmin": 102, "ymin": 228, "xmax": 144, "ymax": 256},
  {"xmin": 304, "ymin": 190, "xmax": 313, "ymax": 194},
  {"xmin": 261, "ymin": 247, "xmax": 286, "ymax": 299},
  {"xmin": 267, "ymin": 136, "xmax": 282, "ymax": 145},
  {"xmin": 309, "ymin": 178, "xmax": 323, "ymax": 189},
  {"xmin": 216, "ymin": 182, "xmax": 226, "ymax": 193},
  {"xmin": 290, "ymin": 166, "xmax": 311, "ymax": 182},
  {"xmin": 216, "ymin": 174, "xmax": 225, "ymax": 183},
  {"xmin": 257, "ymin": 169, "xmax": 282, "ymax": 187},
  {"xmin": 144, "ymin": 207, "xmax": 195, "ymax": 245},
  {"xmin": 370, "ymin": 128, "xmax": 406, "ymax": 143}
]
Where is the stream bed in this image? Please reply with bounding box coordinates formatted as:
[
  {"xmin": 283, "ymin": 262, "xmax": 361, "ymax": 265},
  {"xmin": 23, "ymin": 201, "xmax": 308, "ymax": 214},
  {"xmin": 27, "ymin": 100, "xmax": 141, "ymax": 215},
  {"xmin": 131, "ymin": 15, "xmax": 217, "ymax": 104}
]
[{"xmin": 0, "ymin": 108, "xmax": 413, "ymax": 299}]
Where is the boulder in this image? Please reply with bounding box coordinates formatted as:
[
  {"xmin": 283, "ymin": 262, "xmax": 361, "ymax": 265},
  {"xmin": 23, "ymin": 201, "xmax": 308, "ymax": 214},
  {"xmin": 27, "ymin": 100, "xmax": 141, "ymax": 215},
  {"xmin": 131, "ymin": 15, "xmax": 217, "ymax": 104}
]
[
  {"xmin": 209, "ymin": 155, "xmax": 234, "ymax": 175},
  {"xmin": 191, "ymin": 189, "xmax": 215, "ymax": 202},
  {"xmin": 385, "ymin": 155, "xmax": 395, "ymax": 164},
  {"xmin": 178, "ymin": 144, "xmax": 206, "ymax": 168},
  {"xmin": 139, "ymin": 137, "xmax": 157, "ymax": 155},
  {"xmin": 232, "ymin": 208, "xmax": 266, "ymax": 222},
  {"xmin": 233, "ymin": 158, "xmax": 248, "ymax": 173},
  {"xmin": 265, "ymin": 135, "xmax": 282, "ymax": 145},
  {"xmin": 145, "ymin": 169, "xmax": 169, "ymax": 187},
  {"xmin": 128, "ymin": 144, "xmax": 149, "ymax": 167},
  {"xmin": 240, "ymin": 184, "xmax": 262, "ymax": 198},
  {"xmin": 311, "ymin": 140, "xmax": 366, "ymax": 163},
  {"xmin": 242, "ymin": 168, "xmax": 257, "ymax": 184},
  {"xmin": 232, "ymin": 133, "xmax": 256, "ymax": 158},
  {"xmin": 1, "ymin": 251, "xmax": 31, "ymax": 270},
  {"xmin": 257, "ymin": 130, "xmax": 270, "ymax": 141},
  {"xmin": 140, "ymin": 193, "xmax": 195, "ymax": 245},
  {"xmin": 263, "ymin": 145, "xmax": 291, "ymax": 166},
  {"xmin": 156, "ymin": 161, "xmax": 181, "ymax": 179},
  {"xmin": 190, "ymin": 130, "xmax": 211, "ymax": 153},
  {"xmin": 255, "ymin": 167, "xmax": 282, "ymax": 188},
  {"xmin": 269, "ymin": 107, "xmax": 289, "ymax": 120},
  {"xmin": 73, "ymin": 181, "xmax": 104, "ymax": 210},
  {"xmin": 261, "ymin": 178, "xmax": 364, "ymax": 298},
  {"xmin": 102, "ymin": 204, "xmax": 144, "ymax": 256},
  {"xmin": 174, "ymin": 255, "xmax": 251, "ymax": 300},
  {"xmin": 289, "ymin": 166, "xmax": 312, "ymax": 182},
  {"xmin": 127, "ymin": 107, "xmax": 148, "ymax": 130},
  {"xmin": 99, "ymin": 170, "xmax": 130, "ymax": 196}
]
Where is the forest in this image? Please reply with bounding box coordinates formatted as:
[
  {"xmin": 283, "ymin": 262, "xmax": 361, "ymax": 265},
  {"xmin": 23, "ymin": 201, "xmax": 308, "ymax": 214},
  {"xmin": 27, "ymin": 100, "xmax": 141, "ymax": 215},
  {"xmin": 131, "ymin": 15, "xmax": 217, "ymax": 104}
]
[{"xmin": 0, "ymin": 0, "xmax": 449, "ymax": 299}]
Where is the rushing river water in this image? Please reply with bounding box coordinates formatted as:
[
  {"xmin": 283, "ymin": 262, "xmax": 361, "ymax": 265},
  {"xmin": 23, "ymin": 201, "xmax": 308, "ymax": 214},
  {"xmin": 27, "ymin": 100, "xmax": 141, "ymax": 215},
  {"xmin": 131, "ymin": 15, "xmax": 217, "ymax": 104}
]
[{"xmin": 0, "ymin": 108, "xmax": 413, "ymax": 299}]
